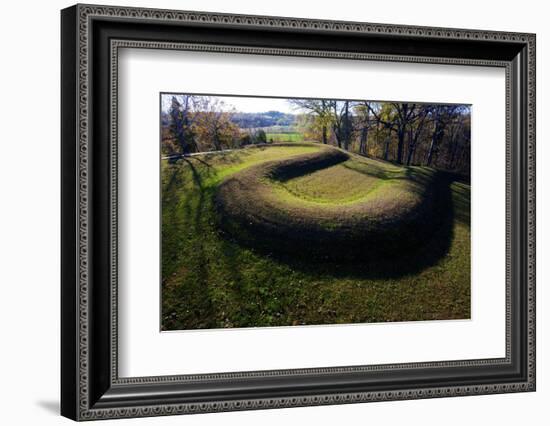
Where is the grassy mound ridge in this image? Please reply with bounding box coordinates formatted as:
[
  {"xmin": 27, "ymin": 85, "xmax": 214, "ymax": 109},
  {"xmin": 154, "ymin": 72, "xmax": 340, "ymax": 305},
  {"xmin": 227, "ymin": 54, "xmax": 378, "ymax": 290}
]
[{"xmin": 214, "ymin": 144, "xmax": 446, "ymax": 260}]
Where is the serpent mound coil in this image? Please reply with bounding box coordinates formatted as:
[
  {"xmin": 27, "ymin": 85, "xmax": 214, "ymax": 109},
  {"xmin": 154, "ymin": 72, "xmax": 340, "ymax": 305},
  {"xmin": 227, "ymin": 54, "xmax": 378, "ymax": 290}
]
[{"xmin": 214, "ymin": 144, "xmax": 446, "ymax": 260}]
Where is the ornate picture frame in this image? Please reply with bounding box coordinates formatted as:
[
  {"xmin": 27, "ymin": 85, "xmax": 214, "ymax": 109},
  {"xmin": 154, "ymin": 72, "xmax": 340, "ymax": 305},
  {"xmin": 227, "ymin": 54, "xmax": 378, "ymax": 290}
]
[{"xmin": 61, "ymin": 4, "xmax": 535, "ymax": 421}]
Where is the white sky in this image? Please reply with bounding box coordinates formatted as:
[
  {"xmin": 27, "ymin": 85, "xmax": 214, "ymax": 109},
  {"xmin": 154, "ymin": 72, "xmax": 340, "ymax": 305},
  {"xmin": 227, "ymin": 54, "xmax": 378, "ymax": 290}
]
[
  {"xmin": 161, "ymin": 94, "xmax": 300, "ymax": 114},
  {"xmin": 160, "ymin": 93, "xmax": 471, "ymax": 115}
]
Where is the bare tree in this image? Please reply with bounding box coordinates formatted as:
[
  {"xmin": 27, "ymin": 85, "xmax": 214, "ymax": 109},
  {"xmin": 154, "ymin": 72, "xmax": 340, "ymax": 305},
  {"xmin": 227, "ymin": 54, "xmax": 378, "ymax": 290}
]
[
  {"xmin": 405, "ymin": 106, "xmax": 430, "ymax": 166},
  {"xmin": 354, "ymin": 102, "xmax": 374, "ymax": 156},
  {"xmin": 366, "ymin": 102, "xmax": 417, "ymax": 164},
  {"xmin": 446, "ymin": 107, "xmax": 469, "ymax": 170},
  {"xmin": 289, "ymin": 99, "xmax": 333, "ymax": 144},
  {"xmin": 391, "ymin": 103, "xmax": 421, "ymax": 164},
  {"xmin": 331, "ymin": 101, "xmax": 354, "ymax": 150},
  {"xmin": 425, "ymin": 105, "xmax": 459, "ymax": 167},
  {"xmin": 169, "ymin": 95, "xmax": 199, "ymax": 154}
]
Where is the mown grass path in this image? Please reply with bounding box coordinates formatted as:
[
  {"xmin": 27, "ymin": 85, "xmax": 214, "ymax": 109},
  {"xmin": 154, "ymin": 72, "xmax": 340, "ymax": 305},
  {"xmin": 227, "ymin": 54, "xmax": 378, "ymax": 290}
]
[{"xmin": 162, "ymin": 143, "xmax": 470, "ymax": 330}]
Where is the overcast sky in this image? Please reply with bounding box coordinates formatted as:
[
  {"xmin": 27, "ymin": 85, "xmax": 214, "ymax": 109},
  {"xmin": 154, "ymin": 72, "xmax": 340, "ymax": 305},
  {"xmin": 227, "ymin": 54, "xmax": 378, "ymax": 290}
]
[{"xmin": 161, "ymin": 94, "xmax": 300, "ymax": 114}]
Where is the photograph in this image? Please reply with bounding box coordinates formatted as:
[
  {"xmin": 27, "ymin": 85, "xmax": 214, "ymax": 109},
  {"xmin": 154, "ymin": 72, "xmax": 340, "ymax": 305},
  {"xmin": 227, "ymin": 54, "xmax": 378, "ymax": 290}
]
[
  {"xmin": 160, "ymin": 94, "xmax": 472, "ymax": 331},
  {"xmin": 57, "ymin": 3, "xmax": 536, "ymax": 421}
]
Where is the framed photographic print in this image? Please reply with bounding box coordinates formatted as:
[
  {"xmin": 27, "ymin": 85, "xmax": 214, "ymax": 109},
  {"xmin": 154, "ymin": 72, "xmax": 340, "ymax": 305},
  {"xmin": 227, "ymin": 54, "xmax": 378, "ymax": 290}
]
[{"xmin": 61, "ymin": 4, "xmax": 536, "ymax": 421}]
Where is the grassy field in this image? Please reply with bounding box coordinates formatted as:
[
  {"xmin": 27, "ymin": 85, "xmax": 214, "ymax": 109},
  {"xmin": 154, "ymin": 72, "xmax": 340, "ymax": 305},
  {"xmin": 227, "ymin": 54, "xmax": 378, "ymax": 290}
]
[
  {"xmin": 161, "ymin": 143, "xmax": 470, "ymax": 330},
  {"xmin": 266, "ymin": 132, "xmax": 304, "ymax": 142}
]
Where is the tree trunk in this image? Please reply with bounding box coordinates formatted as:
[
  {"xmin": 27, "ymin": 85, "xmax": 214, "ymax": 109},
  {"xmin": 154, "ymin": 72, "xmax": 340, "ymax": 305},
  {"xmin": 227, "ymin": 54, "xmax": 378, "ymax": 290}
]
[
  {"xmin": 334, "ymin": 127, "xmax": 342, "ymax": 148},
  {"xmin": 426, "ymin": 136, "xmax": 436, "ymax": 166},
  {"xmin": 396, "ymin": 127, "xmax": 405, "ymax": 164},
  {"xmin": 342, "ymin": 101, "xmax": 351, "ymax": 151},
  {"xmin": 448, "ymin": 135, "xmax": 457, "ymax": 169},
  {"xmin": 406, "ymin": 143, "xmax": 415, "ymax": 166},
  {"xmin": 321, "ymin": 125, "xmax": 327, "ymax": 144},
  {"xmin": 383, "ymin": 130, "xmax": 391, "ymax": 161},
  {"xmin": 213, "ymin": 131, "xmax": 221, "ymax": 151},
  {"xmin": 181, "ymin": 97, "xmax": 191, "ymax": 154},
  {"xmin": 447, "ymin": 123, "xmax": 462, "ymax": 169},
  {"xmin": 359, "ymin": 126, "xmax": 369, "ymax": 155},
  {"xmin": 426, "ymin": 109, "xmax": 444, "ymax": 167}
]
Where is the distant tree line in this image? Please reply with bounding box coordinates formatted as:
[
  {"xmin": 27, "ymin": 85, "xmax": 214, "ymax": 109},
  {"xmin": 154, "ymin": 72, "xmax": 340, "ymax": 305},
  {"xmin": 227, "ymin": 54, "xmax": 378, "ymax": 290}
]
[
  {"xmin": 231, "ymin": 110, "xmax": 295, "ymax": 128},
  {"xmin": 162, "ymin": 95, "xmax": 471, "ymax": 176}
]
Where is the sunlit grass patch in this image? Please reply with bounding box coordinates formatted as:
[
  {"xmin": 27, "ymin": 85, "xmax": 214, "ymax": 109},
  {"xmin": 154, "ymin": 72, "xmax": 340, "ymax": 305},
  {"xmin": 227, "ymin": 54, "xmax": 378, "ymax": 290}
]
[
  {"xmin": 266, "ymin": 132, "xmax": 304, "ymax": 142},
  {"xmin": 274, "ymin": 160, "xmax": 383, "ymax": 204}
]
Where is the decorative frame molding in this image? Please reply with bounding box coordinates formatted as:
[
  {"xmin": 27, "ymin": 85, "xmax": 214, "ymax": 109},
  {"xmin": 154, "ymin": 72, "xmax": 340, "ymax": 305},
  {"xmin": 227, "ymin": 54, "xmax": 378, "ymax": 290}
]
[{"xmin": 61, "ymin": 4, "xmax": 536, "ymax": 421}]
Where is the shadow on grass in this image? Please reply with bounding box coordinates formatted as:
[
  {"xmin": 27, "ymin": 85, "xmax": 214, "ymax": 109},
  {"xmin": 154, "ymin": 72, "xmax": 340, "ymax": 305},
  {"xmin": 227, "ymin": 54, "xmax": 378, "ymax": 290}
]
[
  {"xmin": 218, "ymin": 170, "xmax": 459, "ymax": 280},
  {"xmin": 212, "ymin": 145, "xmax": 461, "ymax": 279},
  {"xmin": 283, "ymin": 178, "xmax": 456, "ymax": 280},
  {"xmin": 162, "ymin": 157, "xmax": 217, "ymax": 329}
]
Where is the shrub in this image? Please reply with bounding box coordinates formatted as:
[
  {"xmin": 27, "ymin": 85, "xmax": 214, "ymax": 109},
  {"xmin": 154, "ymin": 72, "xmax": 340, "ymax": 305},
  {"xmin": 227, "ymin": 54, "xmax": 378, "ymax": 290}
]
[
  {"xmin": 239, "ymin": 133, "xmax": 252, "ymax": 146},
  {"xmin": 254, "ymin": 129, "xmax": 267, "ymax": 144}
]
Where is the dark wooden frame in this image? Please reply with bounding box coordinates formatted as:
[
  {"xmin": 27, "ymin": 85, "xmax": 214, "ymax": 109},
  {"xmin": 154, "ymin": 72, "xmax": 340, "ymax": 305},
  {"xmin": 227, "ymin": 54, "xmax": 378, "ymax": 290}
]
[{"xmin": 61, "ymin": 4, "xmax": 536, "ymax": 421}]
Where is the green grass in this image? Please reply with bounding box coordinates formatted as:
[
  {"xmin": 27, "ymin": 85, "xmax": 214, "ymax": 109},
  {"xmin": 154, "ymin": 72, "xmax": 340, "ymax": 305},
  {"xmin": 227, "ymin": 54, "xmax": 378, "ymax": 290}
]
[
  {"xmin": 161, "ymin": 144, "xmax": 470, "ymax": 330},
  {"xmin": 269, "ymin": 155, "xmax": 420, "ymax": 206},
  {"xmin": 274, "ymin": 161, "xmax": 383, "ymax": 204},
  {"xmin": 266, "ymin": 132, "xmax": 304, "ymax": 142}
]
